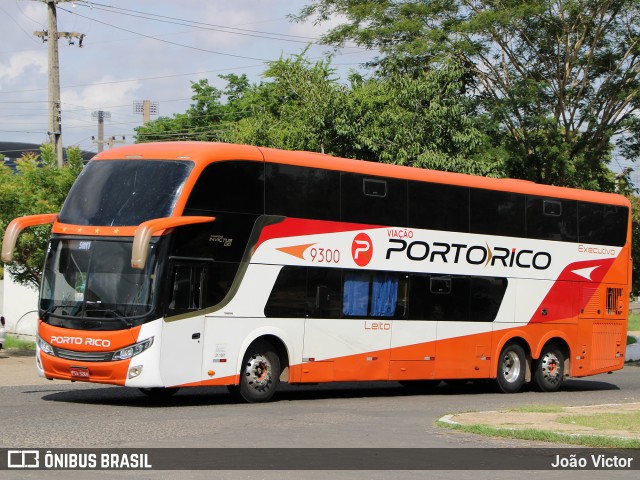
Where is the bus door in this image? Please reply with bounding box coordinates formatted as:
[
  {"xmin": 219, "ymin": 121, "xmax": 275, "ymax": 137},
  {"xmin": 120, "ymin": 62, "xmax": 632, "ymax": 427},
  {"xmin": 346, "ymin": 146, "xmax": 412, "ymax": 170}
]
[
  {"xmin": 389, "ymin": 275, "xmax": 437, "ymax": 380},
  {"xmin": 431, "ymin": 276, "xmax": 495, "ymax": 380},
  {"xmin": 160, "ymin": 261, "xmax": 207, "ymax": 387},
  {"xmin": 301, "ymin": 269, "xmax": 393, "ymax": 382}
]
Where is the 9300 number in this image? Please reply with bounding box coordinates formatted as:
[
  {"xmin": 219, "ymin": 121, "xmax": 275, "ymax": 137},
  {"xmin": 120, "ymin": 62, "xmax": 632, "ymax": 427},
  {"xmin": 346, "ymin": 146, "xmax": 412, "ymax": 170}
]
[{"xmin": 309, "ymin": 247, "xmax": 340, "ymax": 264}]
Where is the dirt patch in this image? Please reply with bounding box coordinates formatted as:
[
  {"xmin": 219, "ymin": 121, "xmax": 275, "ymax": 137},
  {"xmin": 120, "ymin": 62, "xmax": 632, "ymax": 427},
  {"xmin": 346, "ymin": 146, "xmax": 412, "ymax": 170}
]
[{"xmin": 443, "ymin": 402, "xmax": 640, "ymax": 440}]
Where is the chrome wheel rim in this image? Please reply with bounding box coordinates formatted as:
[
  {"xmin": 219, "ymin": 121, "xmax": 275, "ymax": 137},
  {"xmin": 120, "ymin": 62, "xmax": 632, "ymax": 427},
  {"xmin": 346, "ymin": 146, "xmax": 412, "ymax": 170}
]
[
  {"xmin": 244, "ymin": 353, "xmax": 272, "ymax": 391},
  {"xmin": 540, "ymin": 352, "xmax": 561, "ymax": 385},
  {"xmin": 502, "ymin": 350, "xmax": 522, "ymax": 383}
]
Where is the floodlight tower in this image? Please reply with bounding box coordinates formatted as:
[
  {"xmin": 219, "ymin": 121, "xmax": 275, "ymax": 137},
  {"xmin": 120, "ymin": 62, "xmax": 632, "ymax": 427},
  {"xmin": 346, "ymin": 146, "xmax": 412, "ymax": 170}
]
[{"xmin": 134, "ymin": 100, "xmax": 159, "ymax": 125}]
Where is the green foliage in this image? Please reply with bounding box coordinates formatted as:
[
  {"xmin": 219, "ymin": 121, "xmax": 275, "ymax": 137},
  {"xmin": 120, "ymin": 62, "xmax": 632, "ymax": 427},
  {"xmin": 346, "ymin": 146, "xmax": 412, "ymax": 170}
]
[
  {"xmin": 136, "ymin": 74, "xmax": 253, "ymax": 143},
  {"xmin": 557, "ymin": 412, "xmax": 640, "ymax": 433},
  {"xmin": 437, "ymin": 419, "xmax": 640, "ymax": 448},
  {"xmin": 629, "ymin": 196, "xmax": 640, "ymax": 295},
  {"xmin": 138, "ymin": 52, "xmax": 503, "ymax": 177},
  {"xmin": 227, "ymin": 53, "xmax": 344, "ymax": 153},
  {"xmin": 296, "ymin": 0, "xmax": 640, "ymax": 192},
  {"xmin": 4, "ymin": 334, "xmax": 36, "ymax": 350},
  {"xmin": 329, "ymin": 60, "xmax": 503, "ymax": 176},
  {"xmin": 0, "ymin": 145, "xmax": 83, "ymax": 288}
]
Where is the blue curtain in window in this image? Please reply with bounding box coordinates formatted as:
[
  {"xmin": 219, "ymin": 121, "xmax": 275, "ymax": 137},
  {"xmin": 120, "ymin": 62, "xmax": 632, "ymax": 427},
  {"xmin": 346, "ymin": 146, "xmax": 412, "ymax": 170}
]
[
  {"xmin": 343, "ymin": 272, "xmax": 369, "ymax": 316},
  {"xmin": 370, "ymin": 273, "xmax": 398, "ymax": 317}
]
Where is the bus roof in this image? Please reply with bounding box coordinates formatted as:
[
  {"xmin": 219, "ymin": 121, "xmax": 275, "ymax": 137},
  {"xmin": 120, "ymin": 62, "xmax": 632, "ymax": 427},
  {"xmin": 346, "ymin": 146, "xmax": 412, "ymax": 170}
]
[{"xmin": 94, "ymin": 141, "xmax": 630, "ymax": 207}]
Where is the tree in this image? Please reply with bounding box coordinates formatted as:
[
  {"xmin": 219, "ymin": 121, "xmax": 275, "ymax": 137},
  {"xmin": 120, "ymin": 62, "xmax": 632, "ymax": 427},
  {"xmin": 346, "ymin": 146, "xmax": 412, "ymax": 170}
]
[
  {"xmin": 0, "ymin": 145, "xmax": 83, "ymax": 288},
  {"xmin": 146, "ymin": 53, "xmax": 503, "ymax": 176},
  {"xmin": 297, "ymin": 0, "xmax": 640, "ymax": 191},
  {"xmin": 135, "ymin": 75, "xmax": 252, "ymax": 143},
  {"xmin": 226, "ymin": 54, "xmax": 346, "ymax": 154},
  {"xmin": 135, "ymin": 54, "xmax": 502, "ymax": 174},
  {"xmin": 329, "ymin": 59, "xmax": 503, "ymax": 175}
]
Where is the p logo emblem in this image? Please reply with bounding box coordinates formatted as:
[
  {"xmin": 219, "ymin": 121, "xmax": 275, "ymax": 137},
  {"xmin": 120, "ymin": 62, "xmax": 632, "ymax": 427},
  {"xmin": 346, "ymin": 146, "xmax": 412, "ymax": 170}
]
[{"xmin": 352, "ymin": 233, "xmax": 373, "ymax": 267}]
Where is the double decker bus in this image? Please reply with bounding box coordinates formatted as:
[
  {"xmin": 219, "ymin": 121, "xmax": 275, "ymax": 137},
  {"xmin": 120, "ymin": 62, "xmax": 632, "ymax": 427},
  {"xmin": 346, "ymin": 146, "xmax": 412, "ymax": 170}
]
[{"xmin": 2, "ymin": 142, "xmax": 631, "ymax": 402}]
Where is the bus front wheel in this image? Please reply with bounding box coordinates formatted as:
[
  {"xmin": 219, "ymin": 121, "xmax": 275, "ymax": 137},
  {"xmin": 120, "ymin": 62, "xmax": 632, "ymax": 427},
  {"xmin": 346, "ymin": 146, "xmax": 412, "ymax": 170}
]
[
  {"xmin": 532, "ymin": 344, "xmax": 565, "ymax": 392},
  {"xmin": 139, "ymin": 387, "xmax": 180, "ymax": 398},
  {"xmin": 496, "ymin": 343, "xmax": 526, "ymax": 393},
  {"xmin": 230, "ymin": 341, "xmax": 281, "ymax": 403}
]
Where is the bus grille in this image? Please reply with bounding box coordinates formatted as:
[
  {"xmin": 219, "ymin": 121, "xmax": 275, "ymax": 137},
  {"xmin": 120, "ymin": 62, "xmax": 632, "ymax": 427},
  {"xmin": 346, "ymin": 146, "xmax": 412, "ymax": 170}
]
[{"xmin": 52, "ymin": 347, "xmax": 113, "ymax": 362}]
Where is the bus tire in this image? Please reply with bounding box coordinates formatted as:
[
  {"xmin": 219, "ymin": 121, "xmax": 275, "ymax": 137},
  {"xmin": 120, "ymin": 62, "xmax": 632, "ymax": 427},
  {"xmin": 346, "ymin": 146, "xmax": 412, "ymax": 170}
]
[
  {"xmin": 496, "ymin": 343, "xmax": 526, "ymax": 393},
  {"xmin": 532, "ymin": 344, "xmax": 565, "ymax": 392},
  {"xmin": 233, "ymin": 340, "xmax": 280, "ymax": 403},
  {"xmin": 139, "ymin": 387, "xmax": 180, "ymax": 398}
]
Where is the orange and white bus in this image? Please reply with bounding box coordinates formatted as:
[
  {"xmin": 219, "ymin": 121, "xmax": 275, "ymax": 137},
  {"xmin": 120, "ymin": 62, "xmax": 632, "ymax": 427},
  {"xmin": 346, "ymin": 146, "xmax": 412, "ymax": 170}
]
[{"xmin": 2, "ymin": 142, "xmax": 632, "ymax": 402}]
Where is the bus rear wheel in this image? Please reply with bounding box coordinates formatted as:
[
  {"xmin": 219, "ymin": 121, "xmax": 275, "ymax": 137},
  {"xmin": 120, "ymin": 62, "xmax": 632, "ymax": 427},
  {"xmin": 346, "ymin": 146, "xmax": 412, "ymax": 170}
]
[
  {"xmin": 533, "ymin": 344, "xmax": 565, "ymax": 392},
  {"xmin": 496, "ymin": 343, "xmax": 526, "ymax": 393},
  {"xmin": 230, "ymin": 341, "xmax": 281, "ymax": 403}
]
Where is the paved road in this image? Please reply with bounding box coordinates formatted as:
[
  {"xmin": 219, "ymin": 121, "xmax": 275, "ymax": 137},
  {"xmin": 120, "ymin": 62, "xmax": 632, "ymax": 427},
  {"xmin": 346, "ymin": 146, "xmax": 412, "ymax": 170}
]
[{"xmin": 0, "ymin": 354, "xmax": 638, "ymax": 479}]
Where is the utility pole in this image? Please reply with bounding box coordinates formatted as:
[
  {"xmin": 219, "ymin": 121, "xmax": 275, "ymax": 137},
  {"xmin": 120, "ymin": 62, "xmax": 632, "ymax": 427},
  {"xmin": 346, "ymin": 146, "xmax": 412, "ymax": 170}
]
[
  {"xmin": 105, "ymin": 136, "xmax": 126, "ymax": 149},
  {"xmin": 91, "ymin": 110, "xmax": 111, "ymax": 153},
  {"xmin": 33, "ymin": 1, "xmax": 84, "ymax": 167}
]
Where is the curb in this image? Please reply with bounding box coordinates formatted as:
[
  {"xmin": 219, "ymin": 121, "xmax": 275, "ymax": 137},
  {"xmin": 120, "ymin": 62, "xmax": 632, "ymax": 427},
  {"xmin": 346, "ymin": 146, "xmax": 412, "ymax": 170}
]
[{"xmin": 627, "ymin": 335, "xmax": 640, "ymax": 362}]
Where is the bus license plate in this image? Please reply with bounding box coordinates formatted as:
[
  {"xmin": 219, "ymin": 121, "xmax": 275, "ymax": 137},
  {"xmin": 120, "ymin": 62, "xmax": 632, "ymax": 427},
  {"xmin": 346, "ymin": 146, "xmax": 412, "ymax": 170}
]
[{"xmin": 70, "ymin": 366, "xmax": 90, "ymax": 379}]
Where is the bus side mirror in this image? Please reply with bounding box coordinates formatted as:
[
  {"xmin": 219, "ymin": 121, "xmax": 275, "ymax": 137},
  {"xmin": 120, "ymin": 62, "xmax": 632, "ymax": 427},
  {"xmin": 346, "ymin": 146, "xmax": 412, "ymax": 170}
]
[{"xmin": 1, "ymin": 213, "xmax": 58, "ymax": 262}]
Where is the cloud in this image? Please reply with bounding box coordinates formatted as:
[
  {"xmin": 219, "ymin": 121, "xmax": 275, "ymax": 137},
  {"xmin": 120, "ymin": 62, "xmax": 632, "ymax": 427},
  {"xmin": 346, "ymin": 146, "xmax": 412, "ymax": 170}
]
[
  {"xmin": 62, "ymin": 76, "xmax": 142, "ymax": 109},
  {"xmin": 0, "ymin": 50, "xmax": 47, "ymax": 85}
]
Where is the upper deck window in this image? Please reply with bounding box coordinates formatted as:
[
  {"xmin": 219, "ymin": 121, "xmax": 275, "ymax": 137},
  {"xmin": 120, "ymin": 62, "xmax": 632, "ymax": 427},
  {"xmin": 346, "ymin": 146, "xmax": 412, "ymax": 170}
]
[
  {"xmin": 187, "ymin": 160, "xmax": 264, "ymax": 214},
  {"xmin": 59, "ymin": 160, "xmax": 194, "ymax": 226}
]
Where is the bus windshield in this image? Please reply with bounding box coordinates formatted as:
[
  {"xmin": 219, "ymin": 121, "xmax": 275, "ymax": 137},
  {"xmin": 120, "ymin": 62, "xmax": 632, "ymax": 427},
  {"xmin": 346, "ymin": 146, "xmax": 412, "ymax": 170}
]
[
  {"xmin": 40, "ymin": 238, "xmax": 158, "ymax": 329},
  {"xmin": 58, "ymin": 159, "xmax": 194, "ymax": 226}
]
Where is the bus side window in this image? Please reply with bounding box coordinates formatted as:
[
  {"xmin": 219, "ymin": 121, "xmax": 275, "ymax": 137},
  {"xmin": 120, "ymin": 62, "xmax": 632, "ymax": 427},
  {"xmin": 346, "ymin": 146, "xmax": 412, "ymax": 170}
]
[
  {"xmin": 470, "ymin": 189, "xmax": 525, "ymax": 237},
  {"xmin": 342, "ymin": 270, "xmax": 404, "ymax": 319},
  {"xmin": 578, "ymin": 202, "xmax": 628, "ymax": 247},
  {"xmin": 264, "ymin": 266, "xmax": 307, "ymax": 318},
  {"xmin": 169, "ymin": 265, "xmax": 204, "ymax": 311},
  {"xmin": 408, "ymin": 181, "xmax": 469, "ymax": 232},
  {"xmin": 341, "ymin": 173, "xmax": 407, "ymax": 226},
  {"xmin": 526, "ymin": 196, "xmax": 577, "ymax": 242},
  {"xmin": 307, "ymin": 268, "xmax": 341, "ymax": 318},
  {"xmin": 266, "ymin": 164, "xmax": 340, "ymax": 221},
  {"xmin": 408, "ymin": 274, "xmax": 469, "ymax": 321}
]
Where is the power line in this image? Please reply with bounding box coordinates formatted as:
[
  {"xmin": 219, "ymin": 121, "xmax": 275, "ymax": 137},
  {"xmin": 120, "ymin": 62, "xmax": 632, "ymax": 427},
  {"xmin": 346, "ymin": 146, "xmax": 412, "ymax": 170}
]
[
  {"xmin": 0, "ymin": 65, "xmax": 265, "ymax": 95},
  {"xmin": 78, "ymin": 2, "xmax": 323, "ymax": 44},
  {"xmin": 58, "ymin": 6, "xmax": 271, "ymax": 62}
]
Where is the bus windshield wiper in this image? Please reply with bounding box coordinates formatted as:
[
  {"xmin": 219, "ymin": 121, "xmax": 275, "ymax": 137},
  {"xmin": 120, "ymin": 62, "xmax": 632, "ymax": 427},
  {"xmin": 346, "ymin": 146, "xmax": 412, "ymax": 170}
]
[
  {"xmin": 40, "ymin": 303, "xmax": 78, "ymax": 321},
  {"xmin": 84, "ymin": 301, "xmax": 133, "ymax": 328}
]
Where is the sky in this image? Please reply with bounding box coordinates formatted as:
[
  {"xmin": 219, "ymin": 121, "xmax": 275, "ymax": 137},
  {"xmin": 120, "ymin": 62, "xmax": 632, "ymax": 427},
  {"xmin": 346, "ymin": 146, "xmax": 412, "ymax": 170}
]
[{"xmin": 0, "ymin": 0, "xmax": 373, "ymax": 156}]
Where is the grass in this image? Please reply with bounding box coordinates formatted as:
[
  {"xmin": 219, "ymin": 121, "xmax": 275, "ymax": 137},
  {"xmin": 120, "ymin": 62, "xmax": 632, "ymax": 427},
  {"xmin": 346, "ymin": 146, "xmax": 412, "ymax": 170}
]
[
  {"xmin": 628, "ymin": 312, "xmax": 640, "ymax": 331},
  {"xmin": 437, "ymin": 420, "xmax": 640, "ymax": 448},
  {"xmin": 557, "ymin": 412, "xmax": 640, "ymax": 434},
  {"xmin": 629, "ymin": 335, "xmax": 638, "ymax": 345},
  {"xmin": 3, "ymin": 335, "xmax": 36, "ymax": 350},
  {"xmin": 439, "ymin": 406, "xmax": 640, "ymax": 448}
]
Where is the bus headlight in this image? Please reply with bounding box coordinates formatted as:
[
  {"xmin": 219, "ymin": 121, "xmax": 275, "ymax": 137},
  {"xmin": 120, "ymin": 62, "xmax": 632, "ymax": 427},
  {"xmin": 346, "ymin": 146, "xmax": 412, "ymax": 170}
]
[
  {"xmin": 36, "ymin": 335, "xmax": 54, "ymax": 355},
  {"xmin": 112, "ymin": 337, "xmax": 154, "ymax": 361}
]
